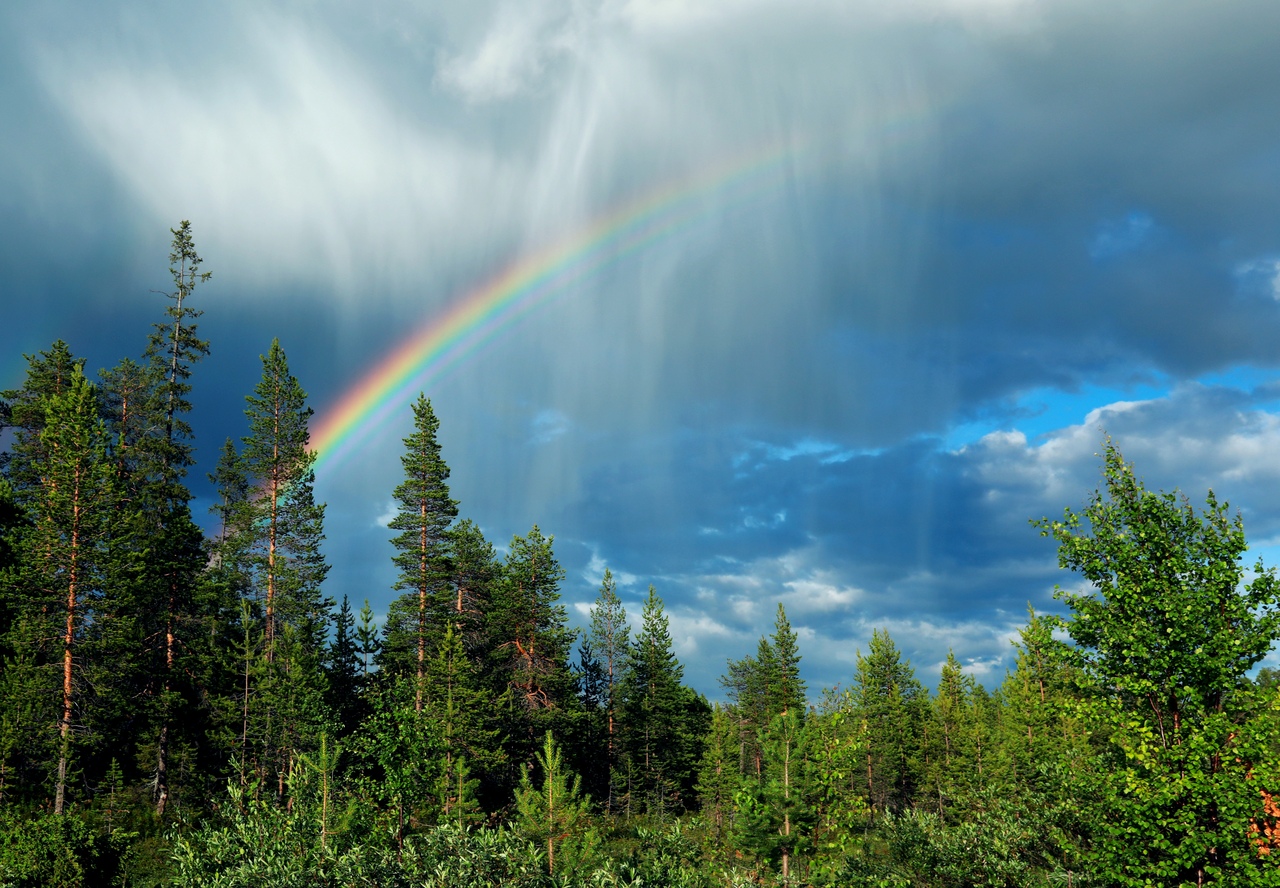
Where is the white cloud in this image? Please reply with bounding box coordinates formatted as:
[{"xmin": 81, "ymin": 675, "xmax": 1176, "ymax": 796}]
[{"xmin": 437, "ymin": 0, "xmax": 573, "ymax": 101}]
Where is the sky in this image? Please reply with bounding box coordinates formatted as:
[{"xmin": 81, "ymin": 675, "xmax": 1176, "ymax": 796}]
[{"xmin": 6, "ymin": 0, "xmax": 1280, "ymax": 697}]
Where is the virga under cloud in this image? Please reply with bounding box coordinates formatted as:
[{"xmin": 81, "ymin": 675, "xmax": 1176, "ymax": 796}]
[{"xmin": 4, "ymin": 0, "xmax": 1280, "ymax": 694}]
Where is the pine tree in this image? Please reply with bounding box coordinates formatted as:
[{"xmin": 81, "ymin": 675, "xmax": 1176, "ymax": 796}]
[
  {"xmin": 425, "ymin": 622, "xmax": 497, "ymax": 825},
  {"xmin": 448, "ymin": 518, "xmax": 499, "ymax": 657},
  {"xmin": 383, "ymin": 394, "xmax": 457, "ymax": 711},
  {"xmin": 143, "ymin": 220, "xmax": 211, "ymax": 485},
  {"xmin": 697, "ymin": 703, "xmax": 742, "ymax": 844},
  {"xmin": 235, "ymin": 339, "xmax": 332, "ymax": 793},
  {"xmin": 107, "ymin": 222, "xmax": 213, "ymax": 817},
  {"xmin": 721, "ymin": 636, "xmax": 780, "ymax": 780},
  {"xmin": 238, "ymin": 339, "xmax": 329, "ymax": 659},
  {"xmin": 585, "ymin": 568, "xmax": 629, "ymax": 812},
  {"xmin": 24, "ymin": 370, "xmax": 119, "ymax": 813},
  {"xmin": 997, "ymin": 607, "xmax": 1085, "ymax": 793},
  {"xmin": 514, "ymin": 732, "xmax": 592, "ymax": 876},
  {"xmin": 738, "ymin": 710, "xmax": 815, "ymax": 886},
  {"xmin": 489, "ymin": 526, "xmax": 575, "ymax": 748},
  {"xmin": 923, "ymin": 651, "xmax": 978, "ymax": 816}
]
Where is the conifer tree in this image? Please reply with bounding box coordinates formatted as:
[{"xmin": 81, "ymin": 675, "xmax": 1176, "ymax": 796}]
[
  {"xmin": 697, "ymin": 703, "xmax": 741, "ymax": 844},
  {"xmin": 238, "ymin": 339, "xmax": 329, "ymax": 659},
  {"xmin": 738, "ymin": 710, "xmax": 815, "ymax": 886},
  {"xmin": 449, "ymin": 519, "xmax": 499, "ymax": 655},
  {"xmin": 383, "ymin": 394, "xmax": 457, "ymax": 711},
  {"xmin": 515, "ymin": 731, "xmax": 592, "ymax": 876},
  {"xmin": 852, "ymin": 629, "xmax": 925, "ymax": 816},
  {"xmin": 234, "ymin": 339, "xmax": 332, "ymax": 793},
  {"xmin": 769, "ymin": 604, "xmax": 806, "ymax": 717},
  {"xmin": 489, "ymin": 526, "xmax": 575, "ymax": 752},
  {"xmin": 618, "ymin": 586, "xmax": 688, "ymax": 815},
  {"xmin": 923, "ymin": 651, "xmax": 978, "ymax": 816},
  {"xmin": 997, "ymin": 608, "xmax": 1086, "ymax": 795},
  {"xmin": 132, "ymin": 223, "xmax": 213, "ymax": 816},
  {"xmin": 425, "ymin": 622, "xmax": 497, "ymax": 825},
  {"xmin": 586, "ymin": 568, "xmax": 629, "ymax": 812},
  {"xmin": 326, "ymin": 595, "xmax": 361, "ymax": 735},
  {"xmin": 0, "ymin": 341, "xmax": 85, "ymax": 493},
  {"xmin": 722, "ymin": 633, "xmax": 784, "ymax": 781},
  {"xmin": 24, "ymin": 370, "xmax": 119, "ymax": 813},
  {"xmin": 355, "ymin": 598, "xmax": 381, "ymax": 682}
]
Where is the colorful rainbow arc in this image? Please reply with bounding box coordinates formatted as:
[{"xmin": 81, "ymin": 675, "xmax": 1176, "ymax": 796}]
[{"xmin": 309, "ymin": 144, "xmax": 799, "ymax": 476}]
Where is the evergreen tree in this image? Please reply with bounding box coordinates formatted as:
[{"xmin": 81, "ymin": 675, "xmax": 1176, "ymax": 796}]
[
  {"xmin": 21, "ymin": 370, "xmax": 119, "ymax": 813},
  {"xmin": 0, "ymin": 340, "xmax": 85, "ymax": 494},
  {"xmin": 618, "ymin": 586, "xmax": 688, "ymax": 815},
  {"xmin": 142, "ymin": 220, "xmax": 211, "ymax": 486},
  {"xmin": 326, "ymin": 595, "xmax": 361, "ymax": 735},
  {"xmin": 769, "ymin": 603, "xmax": 806, "ymax": 717},
  {"xmin": 514, "ymin": 732, "xmax": 593, "ymax": 877},
  {"xmin": 996, "ymin": 607, "xmax": 1085, "ymax": 793},
  {"xmin": 923, "ymin": 651, "xmax": 978, "ymax": 816},
  {"xmin": 697, "ymin": 703, "xmax": 741, "ymax": 845},
  {"xmin": 383, "ymin": 394, "xmax": 457, "ymax": 711},
  {"xmin": 585, "ymin": 568, "xmax": 629, "ymax": 812},
  {"xmin": 355, "ymin": 598, "xmax": 381, "ymax": 683},
  {"xmin": 852, "ymin": 629, "xmax": 925, "ymax": 816},
  {"xmin": 238, "ymin": 338, "xmax": 329, "ymax": 660},
  {"xmin": 738, "ymin": 710, "xmax": 815, "ymax": 886},
  {"xmin": 424, "ymin": 622, "xmax": 497, "ymax": 825},
  {"xmin": 488, "ymin": 525, "xmax": 575, "ymax": 768},
  {"xmin": 234, "ymin": 339, "xmax": 332, "ymax": 794},
  {"xmin": 448, "ymin": 518, "xmax": 499, "ymax": 658}
]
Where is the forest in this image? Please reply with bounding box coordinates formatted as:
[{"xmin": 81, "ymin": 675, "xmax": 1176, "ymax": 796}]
[{"xmin": 1, "ymin": 224, "xmax": 1279, "ymax": 888}]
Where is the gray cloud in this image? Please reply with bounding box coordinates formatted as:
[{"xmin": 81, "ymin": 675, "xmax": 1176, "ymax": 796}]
[{"xmin": 6, "ymin": 0, "xmax": 1280, "ymax": 695}]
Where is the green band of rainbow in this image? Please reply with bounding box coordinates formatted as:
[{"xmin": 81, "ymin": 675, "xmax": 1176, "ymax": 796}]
[{"xmin": 309, "ymin": 144, "xmax": 799, "ymax": 476}]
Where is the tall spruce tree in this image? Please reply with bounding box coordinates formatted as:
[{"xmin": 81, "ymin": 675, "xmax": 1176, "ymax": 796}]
[
  {"xmin": 135, "ymin": 222, "xmax": 212, "ymax": 816},
  {"xmin": 585, "ymin": 568, "xmax": 629, "ymax": 812},
  {"xmin": 618, "ymin": 586, "xmax": 688, "ymax": 815},
  {"xmin": 0, "ymin": 341, "xmax": 85, "ymax": 493},
  {"xmin": 355, "ymin": 598, "xmax": 381, "ymax": 683},
  {"xmin": 769, "ymin": 604, "xmax": 806, "ymax": 717},
  {"xmin": 326, "ymin": 595, "xmax": 361, "ymax": 735},
  {"xmin": 852, "ymin": 629, "xmax": 925, "ymax": 816},
  {"xmin": 383, "ymin": 394, "xmax": 458, "ymax": 711}
]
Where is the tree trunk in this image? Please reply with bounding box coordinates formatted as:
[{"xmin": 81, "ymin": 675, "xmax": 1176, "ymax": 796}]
[{"xmin": 55, "ymin": 480, "xmax": 82, "ymax": 815}]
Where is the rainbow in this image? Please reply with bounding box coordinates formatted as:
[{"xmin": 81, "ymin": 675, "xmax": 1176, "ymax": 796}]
[{"xmin": 309, "ymin": 143, "xmax": 799, "ymax": 476}]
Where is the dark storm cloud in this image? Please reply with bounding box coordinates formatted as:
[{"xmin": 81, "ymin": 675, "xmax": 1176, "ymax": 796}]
[{"xmin": 6, "ymin": 0, "xmax": 1280, "ymax": 695}]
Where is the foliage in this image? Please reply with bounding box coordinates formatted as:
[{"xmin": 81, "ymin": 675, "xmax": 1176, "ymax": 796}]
[{"xmin": 1036, "ymin": 442, "xmax": 1280, "ymax": 886}]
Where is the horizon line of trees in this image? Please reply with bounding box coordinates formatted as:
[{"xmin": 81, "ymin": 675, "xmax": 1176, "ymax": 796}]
[{"xmin": 1, "ymin": 224, "xmax": 1279, "ymax": 888}]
